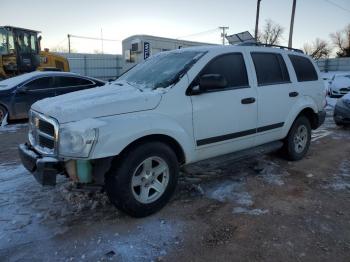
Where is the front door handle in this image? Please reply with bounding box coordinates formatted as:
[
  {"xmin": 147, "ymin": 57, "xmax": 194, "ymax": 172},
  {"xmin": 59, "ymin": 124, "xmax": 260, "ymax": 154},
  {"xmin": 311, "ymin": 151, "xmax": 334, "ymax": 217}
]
[
  {"xmin": 241, "ymin": 97, "xmax": 256, "ymax": 104},
  {"xmin": 289, "ymin": 91, "xmax": 299, "ymax": 97}
]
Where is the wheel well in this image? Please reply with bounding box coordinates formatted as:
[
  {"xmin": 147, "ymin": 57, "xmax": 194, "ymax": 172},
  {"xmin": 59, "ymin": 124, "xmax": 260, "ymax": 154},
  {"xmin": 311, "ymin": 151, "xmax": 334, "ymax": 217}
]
[
  {"xmin": 120, "ymin": 134, "xmax": 186, "ymax": 164},
  {"xmin": 0, "ymin": 103, "xmax": 9, "ymax": 117},
  {"xmin": 297, "ymin": 108, "xmax": 318, "ymax": 129}
]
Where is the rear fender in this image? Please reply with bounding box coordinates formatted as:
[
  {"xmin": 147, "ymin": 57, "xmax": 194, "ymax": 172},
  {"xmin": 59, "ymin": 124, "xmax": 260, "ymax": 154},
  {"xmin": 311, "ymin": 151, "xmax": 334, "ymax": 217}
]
[{"xmin": 282, "ymin": 96, "xmax": 318, "ymax": 138}]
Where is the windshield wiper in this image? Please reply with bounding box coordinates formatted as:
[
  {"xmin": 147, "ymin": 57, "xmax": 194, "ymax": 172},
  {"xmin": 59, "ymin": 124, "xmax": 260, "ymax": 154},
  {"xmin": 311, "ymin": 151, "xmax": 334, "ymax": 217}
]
[{"xmin": 126, "ymin": 81, "xmax": 144, "ymax": 92}]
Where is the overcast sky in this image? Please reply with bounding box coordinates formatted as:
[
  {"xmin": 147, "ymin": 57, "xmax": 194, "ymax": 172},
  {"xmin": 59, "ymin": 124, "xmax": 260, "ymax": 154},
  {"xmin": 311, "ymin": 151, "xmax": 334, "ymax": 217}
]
[{"xmin": 1, "ymin": 0, "xmax": 349, "ymax": 54}]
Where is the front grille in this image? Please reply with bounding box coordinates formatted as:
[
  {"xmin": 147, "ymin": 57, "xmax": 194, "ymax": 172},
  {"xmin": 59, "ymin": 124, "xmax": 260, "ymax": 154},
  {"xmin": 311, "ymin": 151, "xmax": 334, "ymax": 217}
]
[
  {"xmin": 29, "ymin": 111, "xmax": 58, "ymax": 155},
  {"xmin": 38, "ymin": 119, "xmax": 55, "ymax": 137},
  {"xmin": 38, "ymin": 135, "xmax": 55, "ymax": 149}
]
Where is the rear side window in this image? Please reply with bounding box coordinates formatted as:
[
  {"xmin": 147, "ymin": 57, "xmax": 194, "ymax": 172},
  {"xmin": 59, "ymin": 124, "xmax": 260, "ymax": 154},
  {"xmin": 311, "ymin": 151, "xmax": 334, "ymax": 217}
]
[
  {"xmin": 54, "ymin": 77, "xmax": 94, "ymax": 88},
  {"xmin": 24, "ymin": 77, "xmax": 54, "ymax": 90},
  {"xmin": 289, "ymin": 55, "xmax": 318, "ymax": 82},
  {"xmin": 200, "ymin": 53, "xmax": 249, "ymax": 89},
  {"xmin": 251, "ymin": 53, "xmax": 290, "ymax": 86}
]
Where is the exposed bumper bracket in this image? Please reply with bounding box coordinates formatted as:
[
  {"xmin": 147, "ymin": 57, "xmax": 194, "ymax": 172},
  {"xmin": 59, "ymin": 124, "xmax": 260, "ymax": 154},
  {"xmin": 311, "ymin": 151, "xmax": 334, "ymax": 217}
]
[{"xmin": 18, "ymin": 143, "xmax": 63, "ymax": 186}]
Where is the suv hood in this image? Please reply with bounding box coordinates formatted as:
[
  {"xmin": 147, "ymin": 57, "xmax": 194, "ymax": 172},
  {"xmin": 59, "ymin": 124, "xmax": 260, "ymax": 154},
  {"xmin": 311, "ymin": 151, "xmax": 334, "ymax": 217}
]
[{"xmin": 32, "ymin": 83, "xmax": 163, "ymax": 123}]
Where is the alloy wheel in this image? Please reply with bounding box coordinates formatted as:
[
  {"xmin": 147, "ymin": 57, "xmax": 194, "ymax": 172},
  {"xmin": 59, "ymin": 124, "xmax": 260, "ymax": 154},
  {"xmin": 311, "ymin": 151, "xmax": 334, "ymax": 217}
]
[{"xmin": 131, "ymin": 156, "xmax": 170, "ymax": 204}]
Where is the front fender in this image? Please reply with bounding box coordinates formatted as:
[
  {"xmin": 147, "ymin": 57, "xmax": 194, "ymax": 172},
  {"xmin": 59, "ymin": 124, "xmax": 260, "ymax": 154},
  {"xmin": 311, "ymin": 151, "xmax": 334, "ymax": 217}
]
[
  {"xmin": 282, "ymin": 95, "xmax": 318, "ymax": 138},
  {"xmin": 89, "ymin": 112, "xmax": 195, "ymax": 162}
]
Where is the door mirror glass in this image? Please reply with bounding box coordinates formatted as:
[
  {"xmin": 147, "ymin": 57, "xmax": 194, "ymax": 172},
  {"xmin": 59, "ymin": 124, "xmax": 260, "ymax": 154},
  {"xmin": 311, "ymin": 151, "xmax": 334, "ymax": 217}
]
[
  {"xmin": 17, "ymin": 86, "xmax": 27, "ymax": 94},
  {"xmin": 199, "ymin": 74, "xmax": 227, "ymax": 92}
]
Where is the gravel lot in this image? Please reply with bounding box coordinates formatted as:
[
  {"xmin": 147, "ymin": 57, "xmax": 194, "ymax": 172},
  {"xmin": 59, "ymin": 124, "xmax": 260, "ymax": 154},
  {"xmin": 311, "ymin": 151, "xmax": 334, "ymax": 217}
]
[{"xmin": 0, "ymin": 107, "xmax": 349, "ymax": 262}]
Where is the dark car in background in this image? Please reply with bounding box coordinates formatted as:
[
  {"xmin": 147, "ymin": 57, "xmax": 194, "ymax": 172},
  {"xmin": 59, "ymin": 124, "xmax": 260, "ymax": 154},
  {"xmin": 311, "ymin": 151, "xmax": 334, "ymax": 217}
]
[
  {"xmin": 334, "ymin": 92, "xmax": 350, "ymax": 126},
  {"xmin": 0, "ymin": 71, "xmax": 105, "ymax": 123}
]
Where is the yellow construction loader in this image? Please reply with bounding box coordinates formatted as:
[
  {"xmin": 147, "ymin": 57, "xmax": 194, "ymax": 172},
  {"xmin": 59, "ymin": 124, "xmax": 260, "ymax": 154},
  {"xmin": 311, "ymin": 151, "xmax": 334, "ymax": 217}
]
[{"xmin": 0, "ymin": 26, "xmax": 69, "ymax": 79}]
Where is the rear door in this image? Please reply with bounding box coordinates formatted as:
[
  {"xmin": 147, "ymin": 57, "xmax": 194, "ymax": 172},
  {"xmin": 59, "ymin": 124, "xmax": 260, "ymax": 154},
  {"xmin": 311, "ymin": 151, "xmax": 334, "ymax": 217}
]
[
  {"xmin": 248, "ymin": 51, "xmax": 295, "ymax": 145},
  {"xmin": 13, "ymin": 76, "xmax": 55, "ymax": 118},
  {"xmin": 53, "ymin": 76, "xmax": 97, "ymax": 96},
  {"xmin": 288, "ymin": 54, "xmax": 324, "ymax": 109}
]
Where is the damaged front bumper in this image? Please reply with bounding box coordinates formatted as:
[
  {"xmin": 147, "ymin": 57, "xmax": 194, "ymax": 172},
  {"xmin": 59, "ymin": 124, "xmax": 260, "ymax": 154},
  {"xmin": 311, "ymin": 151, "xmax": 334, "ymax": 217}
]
[{"xmin": 18, "ymin": 143, "xmax": 63, "ymax": 186}]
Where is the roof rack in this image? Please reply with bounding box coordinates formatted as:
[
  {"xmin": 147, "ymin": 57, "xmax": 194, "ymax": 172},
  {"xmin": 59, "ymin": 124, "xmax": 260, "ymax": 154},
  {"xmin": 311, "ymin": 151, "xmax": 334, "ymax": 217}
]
[{"xmin": 237, "ymin": 42, "xmax": 304, "ymax": 53}]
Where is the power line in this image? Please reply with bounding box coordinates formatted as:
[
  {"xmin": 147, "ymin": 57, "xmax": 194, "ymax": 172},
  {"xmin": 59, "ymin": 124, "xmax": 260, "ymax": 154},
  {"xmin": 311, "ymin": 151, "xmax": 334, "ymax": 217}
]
[
  {"xmin": 176, "ymin": 28, "xmax": 219, "ymax": 40},
  {"xmin": 68, "ymin": 34, "xmax": 121, "ymax": 42},
  {"xmin": 323, "ymin": 0, "xmax": 350, "ymax": 13}
]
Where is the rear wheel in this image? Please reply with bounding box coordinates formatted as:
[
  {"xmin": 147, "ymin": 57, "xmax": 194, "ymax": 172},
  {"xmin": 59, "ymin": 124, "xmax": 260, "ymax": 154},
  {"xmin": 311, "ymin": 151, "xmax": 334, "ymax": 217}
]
[
  {"xmin": 105, "ymin": 142, "xmax": 179, "ymax": 217},
  {"xmin": 282, "ymin": 116, "xmax": 311, "ymax": 161},
  {"xmin": 0, "ymin": 105, "xmax": 8, "ymax": 125}
]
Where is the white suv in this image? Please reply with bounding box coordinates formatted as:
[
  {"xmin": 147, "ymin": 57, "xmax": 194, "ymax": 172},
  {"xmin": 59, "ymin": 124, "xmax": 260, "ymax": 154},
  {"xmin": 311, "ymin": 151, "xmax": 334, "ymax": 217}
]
[{"xmin": 19, "ymin": 44, "xmax": 326, "ymax": 217}]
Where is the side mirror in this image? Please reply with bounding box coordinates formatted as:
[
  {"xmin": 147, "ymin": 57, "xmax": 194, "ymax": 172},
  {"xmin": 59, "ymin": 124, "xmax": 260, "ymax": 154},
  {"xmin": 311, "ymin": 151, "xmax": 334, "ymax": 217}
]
[
  {"xmin": 17, "ymin": 87, "xmax": 28, "ymax": 94},
  {"xmin": 191, "ymin": 74, "xmax": 227, "ymax": 95}
]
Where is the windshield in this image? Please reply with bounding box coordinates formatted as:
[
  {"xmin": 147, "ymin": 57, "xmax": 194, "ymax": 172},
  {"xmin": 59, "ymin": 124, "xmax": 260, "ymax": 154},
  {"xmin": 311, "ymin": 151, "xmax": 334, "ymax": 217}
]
[
  {"xmin": 15, "ymin": 31, "xmax": 38, "ymax": 54},
  {"xmin": 0, "ymin": 28, "xmax": 8, "ymax": 55},
  {"xmin": 118, "ymin": 50, "xmax": 205, "ymax": 90}
]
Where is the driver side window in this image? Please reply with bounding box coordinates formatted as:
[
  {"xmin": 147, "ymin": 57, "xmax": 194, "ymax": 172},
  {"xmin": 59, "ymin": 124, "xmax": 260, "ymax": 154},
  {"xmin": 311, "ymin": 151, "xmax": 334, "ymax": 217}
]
[{"xmin": 199, "ymin": 53, "xmax": 249, "ymax": 91}]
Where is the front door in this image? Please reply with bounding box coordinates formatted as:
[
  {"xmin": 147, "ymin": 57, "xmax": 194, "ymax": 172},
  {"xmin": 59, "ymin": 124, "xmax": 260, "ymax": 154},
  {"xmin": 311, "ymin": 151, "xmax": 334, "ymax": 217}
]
[{"xmin": 190, "ymin": 53, "xmax": 258, "ymax": 161}]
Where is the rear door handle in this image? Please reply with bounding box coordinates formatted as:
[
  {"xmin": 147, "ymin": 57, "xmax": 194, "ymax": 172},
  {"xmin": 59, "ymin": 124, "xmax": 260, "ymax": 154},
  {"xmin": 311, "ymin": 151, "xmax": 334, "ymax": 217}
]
[
  {"xmin": 289, "ymin": 91, "xmax": 299, "ymax": 97},
  {"xmin": 241, "ymin": 97, "xmax": 256, "ymax": 104}
]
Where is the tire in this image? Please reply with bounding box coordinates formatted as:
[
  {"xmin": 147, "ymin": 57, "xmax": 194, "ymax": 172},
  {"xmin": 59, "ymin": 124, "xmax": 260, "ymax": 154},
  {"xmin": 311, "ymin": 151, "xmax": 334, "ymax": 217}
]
[
  {"xmin": 334, "ymin": 120, "xmax": 343, "ymax": 126},
  {"xmin": 282, "ymin": 116, "xmax": 311, "ymax": 161},
  {"xmin": 105, "ymin": 141, "xmax": 179, "ymax": 217},
  {"xmin": 0, "ymin": 105, "xmax": 8, "ymax": 125}
]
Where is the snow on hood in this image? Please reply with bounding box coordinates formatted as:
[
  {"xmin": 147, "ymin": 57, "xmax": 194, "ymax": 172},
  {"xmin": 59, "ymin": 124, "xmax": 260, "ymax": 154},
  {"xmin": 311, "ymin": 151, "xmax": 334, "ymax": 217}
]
[
  {"xmin": 342, "ymin": 92, "xmax": 350, "ymax": 101},
  {"xmin": 332, "ymin": 76, "xmax": 350, "ymax": 89},
  {"xmin": 32, "ymin": 82, "xmax": 163, "ymax": 123}
]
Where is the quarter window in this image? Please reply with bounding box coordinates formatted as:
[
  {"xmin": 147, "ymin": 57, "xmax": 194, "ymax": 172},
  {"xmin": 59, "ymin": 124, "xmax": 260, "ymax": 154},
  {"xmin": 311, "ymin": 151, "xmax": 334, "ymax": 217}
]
[
  {"xmin": 251, "ymin": 53, "xmax": 290, "ymax": 86},
  {"xmin": 289, "ymin": 55, "xmax": 318, "ymax": 82},
  {"xmin": 200, "ymin": 53, "xmax": 249, "ymax": 90}
]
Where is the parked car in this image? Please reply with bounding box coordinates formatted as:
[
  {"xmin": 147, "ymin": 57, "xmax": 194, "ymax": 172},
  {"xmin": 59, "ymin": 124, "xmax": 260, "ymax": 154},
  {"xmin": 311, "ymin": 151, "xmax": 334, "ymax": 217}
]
[
  {"xmin": 328, "ymin": 73, "xmax": 350, "ymax": 98},
  {"xmin": 19, "ymin": 44, "xmax": 326, "ymax": 217},
  {"xmin": 0, "ymin": 71, "xmax": 105, "ymax": 123},
  {"xmin": 334, "ymin": 92, "xmax": 350, "ymax": 126}
]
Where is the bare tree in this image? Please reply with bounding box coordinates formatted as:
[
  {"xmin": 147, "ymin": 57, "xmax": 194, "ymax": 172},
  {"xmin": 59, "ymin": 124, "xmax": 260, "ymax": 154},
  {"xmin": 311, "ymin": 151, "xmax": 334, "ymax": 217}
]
[
  {"xmin": 257, "ymin": 19, "xmax": 285, "ymax": 45},
  {"xmin": 93, "ymin": 49, "xmax": 103, "ymax": 54},
  {"xmin": 303, "ymin": 38, "xmax": 332, "ymax": 59},
  {"xmin": 50, "ymin": 45, "xmax": 75, "ymax": 53},
  {"xmin": 330, "ymin": 24, "xmax": 350, "ymax": 57}
]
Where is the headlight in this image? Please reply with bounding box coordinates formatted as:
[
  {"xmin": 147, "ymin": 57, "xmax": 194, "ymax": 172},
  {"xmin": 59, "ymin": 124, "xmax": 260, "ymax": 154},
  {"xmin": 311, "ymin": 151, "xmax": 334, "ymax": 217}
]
[{"xmin": 59, "ymin": 127, "xmax": 97, "ymax": 158}]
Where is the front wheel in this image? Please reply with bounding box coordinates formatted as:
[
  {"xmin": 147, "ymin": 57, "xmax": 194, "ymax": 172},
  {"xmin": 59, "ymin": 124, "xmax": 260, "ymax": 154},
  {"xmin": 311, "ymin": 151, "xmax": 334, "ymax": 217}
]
[
  {"xmin": 282, "ymin": 116, "xmax": 311, "ymax": 161},
  {"xmin": 105, "ymin": 142, "xmax": 179, "ymax": 217}
]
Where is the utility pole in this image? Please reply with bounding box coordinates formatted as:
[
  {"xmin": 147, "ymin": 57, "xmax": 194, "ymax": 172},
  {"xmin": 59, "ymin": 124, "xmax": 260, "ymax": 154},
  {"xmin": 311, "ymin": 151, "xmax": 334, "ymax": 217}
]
[
  {"xmin": 288, "ymin": 0, "xmax": 297, "ymax": 48},
  {"xmin": 254, "ymin": 0, "xmax": 262, "ymax": 41},
  {"xmin": 100, "ymin": 28, "xmax": 104, "ymax": 54},
  {"xmin": 67, "ymin": 34, "xmax": 71, "ymax": 53},
  {"xmin": 219, "ymin": 26, "xmax": 229, "ymax": 45}
]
